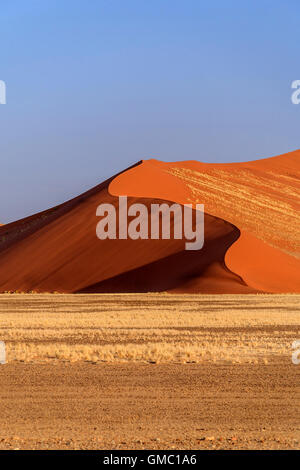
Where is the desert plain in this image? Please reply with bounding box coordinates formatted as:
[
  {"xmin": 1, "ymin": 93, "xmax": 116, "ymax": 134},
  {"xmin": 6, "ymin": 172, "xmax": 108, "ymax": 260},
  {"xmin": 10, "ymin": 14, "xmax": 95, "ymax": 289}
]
[{"xmin": 0, "ymin": 293, "xmax": 299, "ymax": 450}]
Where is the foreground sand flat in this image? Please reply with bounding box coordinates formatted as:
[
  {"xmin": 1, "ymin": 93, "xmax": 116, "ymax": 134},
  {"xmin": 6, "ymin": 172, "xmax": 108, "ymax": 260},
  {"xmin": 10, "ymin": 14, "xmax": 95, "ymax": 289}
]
[
  {"xmin": 0, "ymin": 294, "xmax": 299, "ymax": 450},
  {"xmin": 0, "ymin": 363, "xmax": 299, "ymax": 450}
]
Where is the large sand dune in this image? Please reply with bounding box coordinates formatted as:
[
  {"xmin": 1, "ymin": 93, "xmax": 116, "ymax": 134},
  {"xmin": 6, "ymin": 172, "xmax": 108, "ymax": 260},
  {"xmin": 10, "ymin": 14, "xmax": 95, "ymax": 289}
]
[{"xmin": 0, "ymin": 151, "xmax": 299, "ymax": 293}]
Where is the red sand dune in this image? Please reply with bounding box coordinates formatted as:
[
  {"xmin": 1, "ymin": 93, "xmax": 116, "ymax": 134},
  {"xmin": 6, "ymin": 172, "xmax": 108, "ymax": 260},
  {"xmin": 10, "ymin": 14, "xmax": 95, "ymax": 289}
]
[{"xmin": 0, "ymin": 151, "xmax": 299, "ymax": 293}]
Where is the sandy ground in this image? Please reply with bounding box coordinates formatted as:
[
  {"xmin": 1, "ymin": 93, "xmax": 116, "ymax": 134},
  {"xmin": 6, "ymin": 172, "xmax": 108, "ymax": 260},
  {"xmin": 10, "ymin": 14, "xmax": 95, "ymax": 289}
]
[
  {"xmin": 0, "ymin": 294, "xmax": 299, "ymax": 450},
  {"xmin": 0, "ymin": 363, "xmax": 299, "ymax": 450}
]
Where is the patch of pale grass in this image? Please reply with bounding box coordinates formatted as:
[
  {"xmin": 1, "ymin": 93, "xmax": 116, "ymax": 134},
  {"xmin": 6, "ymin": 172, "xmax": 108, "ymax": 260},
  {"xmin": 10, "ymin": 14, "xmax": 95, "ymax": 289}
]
[{"xmin": 0, "ymin": 294, "xmax": 299, "ymax": 364}]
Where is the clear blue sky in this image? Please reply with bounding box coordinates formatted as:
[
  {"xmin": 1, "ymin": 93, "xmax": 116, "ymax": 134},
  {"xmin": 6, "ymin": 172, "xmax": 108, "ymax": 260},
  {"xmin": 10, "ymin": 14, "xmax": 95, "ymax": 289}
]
[{"xmin": 0, "ymin": 0, "xmax": 299, "ymax": 222}]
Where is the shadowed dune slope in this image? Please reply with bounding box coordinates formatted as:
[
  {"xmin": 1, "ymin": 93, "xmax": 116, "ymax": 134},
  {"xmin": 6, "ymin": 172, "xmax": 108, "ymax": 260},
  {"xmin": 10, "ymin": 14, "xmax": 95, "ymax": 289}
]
[
  {"xmin": 0, "ymin": 151, "xmax": 299, "ymax": 293},
  {"xmin": 0, "ymin": 179, "xmax": 248, "ymax": 293},
  {"xmin": 79, "ymin": 225, "xmax": 254, "ymax": 294}
]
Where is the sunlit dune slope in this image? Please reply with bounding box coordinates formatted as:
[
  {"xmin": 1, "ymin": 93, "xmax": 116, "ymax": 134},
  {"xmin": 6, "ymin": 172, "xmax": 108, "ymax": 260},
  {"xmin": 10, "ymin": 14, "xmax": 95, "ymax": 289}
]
[{"xmin": 110, "ymin": 150, "xmax": 300, "ymax": 293}]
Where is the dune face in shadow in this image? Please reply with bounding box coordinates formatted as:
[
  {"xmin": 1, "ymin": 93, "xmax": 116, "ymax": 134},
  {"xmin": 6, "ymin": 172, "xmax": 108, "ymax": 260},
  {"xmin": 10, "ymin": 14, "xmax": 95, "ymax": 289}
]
[
  {"xmin": 0, "ymin": 151, "xmax": 299, "ymax": 293},
  {"xmin": 79, "ymin": 216, "xmax": 253, "ymax": 294}
]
